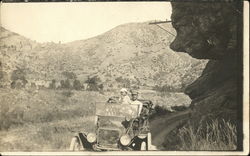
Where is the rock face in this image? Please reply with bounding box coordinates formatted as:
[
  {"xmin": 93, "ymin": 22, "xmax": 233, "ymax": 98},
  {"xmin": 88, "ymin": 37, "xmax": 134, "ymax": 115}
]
[
  {"xmin": 165, "ymin": 1, "xmax": 243, "ymax": 150},
  {"xmin": 170, "ymin": 1, "xmax": 240, "ymax": 60}
]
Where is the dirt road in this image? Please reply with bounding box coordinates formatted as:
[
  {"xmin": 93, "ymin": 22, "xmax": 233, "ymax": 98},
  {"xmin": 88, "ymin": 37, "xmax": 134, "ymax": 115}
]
[{"xmin": 149, "ymin": 109, "xmax": 191, "ymax": 149}]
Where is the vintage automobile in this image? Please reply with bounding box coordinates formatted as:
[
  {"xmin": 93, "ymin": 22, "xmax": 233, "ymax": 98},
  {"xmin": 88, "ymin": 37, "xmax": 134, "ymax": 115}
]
[{"xmin": 69, "ymin": 99, "xmax": 154, "ymax": 151}]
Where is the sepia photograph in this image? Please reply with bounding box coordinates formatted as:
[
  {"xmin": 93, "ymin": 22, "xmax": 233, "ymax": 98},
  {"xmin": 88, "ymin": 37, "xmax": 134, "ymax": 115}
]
[{"xmin": 0, "ymin": 0, "xmax": 248, "ymax": 155}]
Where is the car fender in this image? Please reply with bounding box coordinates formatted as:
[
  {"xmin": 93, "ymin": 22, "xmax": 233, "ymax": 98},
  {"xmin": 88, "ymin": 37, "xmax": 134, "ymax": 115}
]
[{"xmin": 75, "ymin": 132, "xmax": 94, "ymax": 150}]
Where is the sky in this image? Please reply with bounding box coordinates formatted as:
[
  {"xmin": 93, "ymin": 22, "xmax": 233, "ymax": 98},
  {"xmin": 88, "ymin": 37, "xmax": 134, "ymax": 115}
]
[{"xmin": 1, "ymin": 2, "xmax": 172, "ymax": 43}]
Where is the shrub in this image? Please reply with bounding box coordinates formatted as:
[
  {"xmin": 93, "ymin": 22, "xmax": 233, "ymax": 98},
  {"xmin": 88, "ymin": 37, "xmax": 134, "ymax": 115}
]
[
  {"xmin": 10, "ymin": 68, "xmax": 28, "ymax": 89},
  {"xmin": 62, "ymin": 71, "xmax": 76, "ymax": 79},
  {"xmin": 61, "ymin": 90, "xmax": 74, "ymax": 97},
  {"xmin": 11, "ymin": 68, "xmax": 26, "ymax": 81},
  {"xmin": 98, "ymin": 84, "xmax": 104, "ymax": 91},
  {"xmin": 0, "ymin": 71, "xmax": 4, "ymax": 80},
  {"xmin": 85, "ymin": 76, "xmax": 103, "ymax": 91},
  {"xmin": 153, "ymin": 84, "xmax": 184, "ymax": 92},
  {"xmin": 0, "ymin": 104, "xmax": 24, "ymax": 130},
  {"xmin": 177, "ymin": 119, "xmax": 237, "ymax": 150},
  {"xmin": 73, "ymin": 80, "xmax": 82, "ymax": 90},
  {"xmin": 115, "ymin": 76, "xmax": 131, "ymax": 88},
  {"xmin": 60, "ymin": 79, "xmax": 71, "ymax": 89},
  {"xmin": 49, "ymin": 79, "xmax": 56, "ymax": 89},
  {"xmin": 10, "ymin": 79, "xmax": 28, "ymax": 89}
]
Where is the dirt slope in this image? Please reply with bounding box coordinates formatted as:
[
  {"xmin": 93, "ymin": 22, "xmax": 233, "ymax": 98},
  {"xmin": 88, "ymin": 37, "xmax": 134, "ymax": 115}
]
[{"xmin": 149, "ymin": 109, "xmax": 191, "ymax": 149}]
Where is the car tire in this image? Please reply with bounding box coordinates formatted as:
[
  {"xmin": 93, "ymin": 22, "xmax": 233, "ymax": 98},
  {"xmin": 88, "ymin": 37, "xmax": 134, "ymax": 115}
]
[
  {"xmin": 69, "ymin": 136, "xmax": 84, "ymax": 151},
  {"xmin": 146, "ymin": 132, "xmax": 158, "ymax": 150},
  {"xmin": 140, "ymin": 141, "xmax": 147, "ymax": 150},
  {"xmin": 147, "ymin": 132, "xmax": 152, "ymax": 150}
]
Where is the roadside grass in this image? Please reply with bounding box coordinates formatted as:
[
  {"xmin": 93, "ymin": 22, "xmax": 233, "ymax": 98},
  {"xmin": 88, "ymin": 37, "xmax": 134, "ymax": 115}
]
[
  {"xmin": 0, "ymin": 116, "xmax": 95, "ymax": 151},
  {"xmin": 0, "ymin": 88, "xmax": 192, "ymax": 151},
  {"xmin": 0, "ymin": 88, "xmax": 106, "ymax": 151},
  {"xmin": 0, "ymin": 88, "xmax": 106, "ymax": 130},
  {"xmin": 177, "ymin": 119, "xmax": 237, "ymax": 150}
]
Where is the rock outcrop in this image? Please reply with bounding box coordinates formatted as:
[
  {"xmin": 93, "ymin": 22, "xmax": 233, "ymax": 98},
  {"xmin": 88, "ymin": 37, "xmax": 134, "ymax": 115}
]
[{"xmin": 165, "ymin": 1, "xmax": 243, "ymax": 150}]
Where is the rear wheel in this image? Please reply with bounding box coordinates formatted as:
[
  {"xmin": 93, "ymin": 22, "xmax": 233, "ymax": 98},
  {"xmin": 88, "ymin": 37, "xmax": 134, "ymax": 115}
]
[{"xmin": 69, "ymin": 136, "xmax": 84, "ymax": 151}]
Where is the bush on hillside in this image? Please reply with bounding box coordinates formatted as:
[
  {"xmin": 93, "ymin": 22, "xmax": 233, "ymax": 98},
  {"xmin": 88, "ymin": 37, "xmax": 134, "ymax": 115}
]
[
  {"xmin": 115, "ymin": 76, "xmax": 131, "ymax": 88},
  {"xmin": 0, "ymin": 103, "xmax": 24, "ymax": 130},
  {"xmin": 61, "ymin": 90, "xmax": 74, "ymax": 97},
  {"xmin": 73, "ymin": 79, "xmax": 82, "ymax": 90},
  {"xmin": 0, "ymin": 71, "xmax": 7, "ymax": 88},
  {"xmin": 153, "ymin": 84, "xmax": 185, "ymax": 92},
  {"xmin": 11, "ymin": 68, "xmax": 26, "ymax": 81},
  {"xmin": 49, "ymin": 79, "xmax": 56, "ymax": 89},
  {"xmin": 62, "ymin": 71, "xmax": 76, "ymax": 80},
  {"xmin": 10, "ymin": 68, "xmax": 28, "ymax": 89},
  {"xmin": 85, "ymin": 76, "xmax": 103, "ymax": 91},
  {"xmin": 60, "ymin": 79, "xmax": 71, "ymax": 89}
]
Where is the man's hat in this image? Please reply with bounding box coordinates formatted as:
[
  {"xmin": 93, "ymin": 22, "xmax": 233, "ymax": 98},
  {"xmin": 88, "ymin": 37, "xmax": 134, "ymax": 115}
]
[{"xmin": 130, "ymin": 90, "xmax": 139, "ymax": 95}]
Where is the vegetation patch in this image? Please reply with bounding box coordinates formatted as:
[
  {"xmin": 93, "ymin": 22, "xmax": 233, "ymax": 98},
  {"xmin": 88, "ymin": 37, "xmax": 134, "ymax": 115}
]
[{"xmin": 177, "ymin": 119, "xmax": 237, "ymax": 150}]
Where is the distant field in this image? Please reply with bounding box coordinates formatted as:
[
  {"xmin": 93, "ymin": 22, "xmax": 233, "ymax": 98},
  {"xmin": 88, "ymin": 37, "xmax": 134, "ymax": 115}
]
[{"xmin": 0, "ymin": 88, "xmax": 191, "ymax": 151}]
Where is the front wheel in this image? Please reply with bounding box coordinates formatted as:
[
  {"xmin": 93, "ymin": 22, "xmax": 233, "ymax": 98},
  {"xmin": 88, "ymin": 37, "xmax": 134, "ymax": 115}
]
[
  {"xmin": 140, "ymin": 141, "xmax": 146, "ymax": 150},
  {"xmin": 69, "ymin": 136, "xmax": 84, "ymax": 151},
  {"xmin": 147, "ymin": 132, "xmax": 158, "ymax": 150}
]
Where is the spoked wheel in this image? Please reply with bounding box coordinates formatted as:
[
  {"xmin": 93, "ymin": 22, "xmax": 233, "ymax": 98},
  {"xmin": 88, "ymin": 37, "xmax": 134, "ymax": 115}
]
[
  {"xmin": 140, "ymin": 141, "xmax": 147, "ymax": 150},
  {"xmin": 146, "ymin": 132, "xmax": 158, "ymax": 150},
  {"xmin": 140, "ymin": 132, "xmax": 152, "ymax": 151},
  {"xmin": 69, "ymin": 136, "xmax": 84, "ymax": 151},
  {"xmin": 147, "ymin": 132, "xmax": 152, "ymax": 150}
]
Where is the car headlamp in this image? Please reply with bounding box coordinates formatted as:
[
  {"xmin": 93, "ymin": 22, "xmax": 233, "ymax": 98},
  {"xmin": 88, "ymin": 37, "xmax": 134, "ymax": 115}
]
[
  {"xmin": 120, "ymin": 135, "xmax": 131, "ymax": 146},
  {"xmin": 87, "ymin": 133, "xmax": 96, "ymax": 143}
]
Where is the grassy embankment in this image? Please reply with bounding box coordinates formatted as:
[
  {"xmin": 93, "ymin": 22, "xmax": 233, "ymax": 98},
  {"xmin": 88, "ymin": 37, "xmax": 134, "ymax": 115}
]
[
  {"xmin": 0, "ymin": 88, "xmax": 192, "ymax": 151},
  {"xmin": 0, "ymin": 88, "xmax": 106, "ymax": 151},
  {"xmin": 177, "ymin": 119, "xmax": 237, "ymax": 150}
]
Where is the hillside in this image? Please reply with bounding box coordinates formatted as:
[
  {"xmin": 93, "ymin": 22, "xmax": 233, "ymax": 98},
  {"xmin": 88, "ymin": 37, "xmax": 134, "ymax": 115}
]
[{"xmin": 0, "ymin": 22, "xmax": 208, "ymax": 91}]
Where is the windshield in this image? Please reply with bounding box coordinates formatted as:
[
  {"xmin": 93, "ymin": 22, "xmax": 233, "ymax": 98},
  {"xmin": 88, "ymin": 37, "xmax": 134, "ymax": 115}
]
[
  {"xmin": 96, "ymin": 103, "xmax": 139, "ymax": 119},
  {"xmin": 98, "ymin": 116, "xmax": 125, "ymax": 128}
]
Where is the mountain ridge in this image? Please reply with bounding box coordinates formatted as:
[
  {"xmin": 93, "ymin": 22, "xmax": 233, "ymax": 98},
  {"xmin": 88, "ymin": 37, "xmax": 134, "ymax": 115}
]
[{"xmin": 0, "ymin": 22, "xmax": 208, "ymax": 90}]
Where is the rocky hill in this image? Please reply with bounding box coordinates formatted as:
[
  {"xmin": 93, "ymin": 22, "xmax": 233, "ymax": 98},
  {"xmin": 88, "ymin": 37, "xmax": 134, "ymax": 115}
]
[
  {"xmin": 164, "ymin": 1, "xmax": 243, "ymax": 150},
  {"xmin": 0, "ymin": 22, "xmax": 207, "ymax": 91}
]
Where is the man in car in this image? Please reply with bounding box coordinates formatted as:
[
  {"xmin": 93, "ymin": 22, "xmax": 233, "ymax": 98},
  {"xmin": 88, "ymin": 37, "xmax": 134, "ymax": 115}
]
[{"xmin": 130, "ymin": 90, "xmax": 143, "ymax": 117}]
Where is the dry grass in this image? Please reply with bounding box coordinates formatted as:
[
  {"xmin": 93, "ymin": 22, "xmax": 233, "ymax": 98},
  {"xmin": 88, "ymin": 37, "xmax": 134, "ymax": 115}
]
[
  {"xmin": 177, "ymin": 119, "xmax": 237, "ymax": 150},
  {"xmin": 0, "ymin": 88, "xmax": 106, "ymax": 151},
  {"xmin": 0, "ymin": 88, "xmax": 192, "ymax": 151}
]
